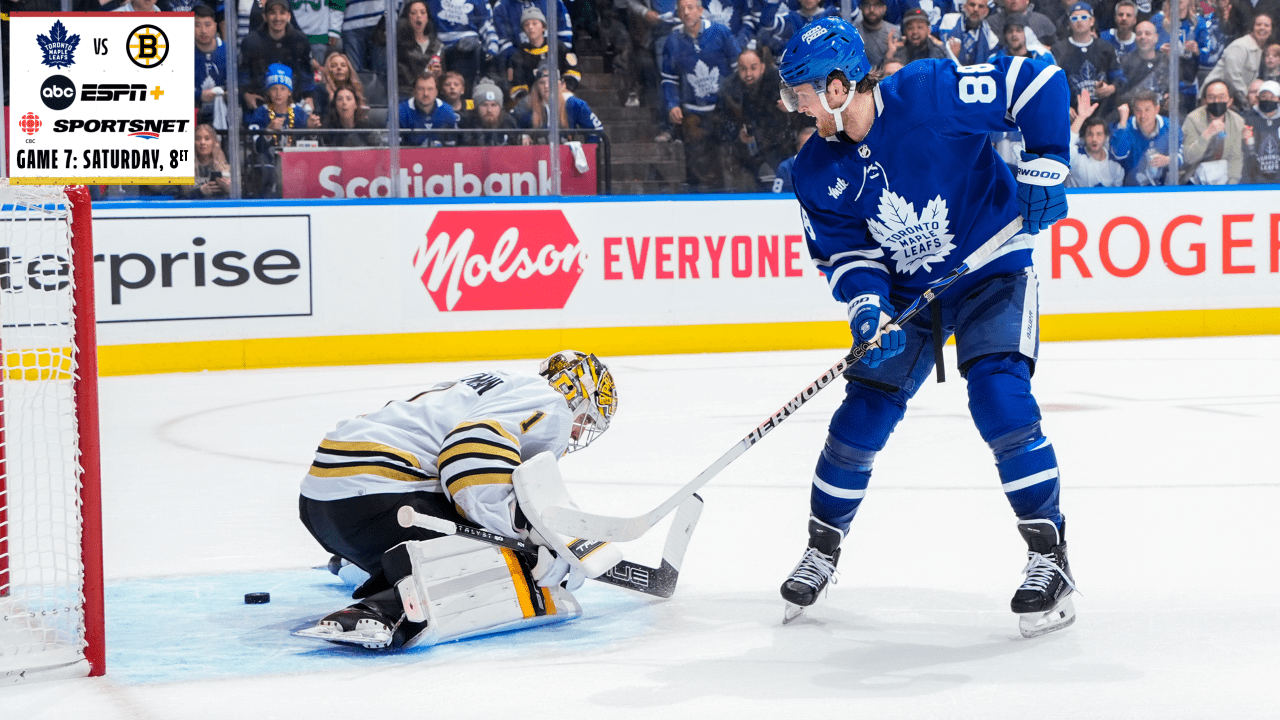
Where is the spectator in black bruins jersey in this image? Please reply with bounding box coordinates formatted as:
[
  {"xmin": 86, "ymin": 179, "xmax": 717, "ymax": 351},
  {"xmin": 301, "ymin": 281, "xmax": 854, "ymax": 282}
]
[{"xmin": 507, "ymin": 6, "xmax": 580, "ymax": 104}]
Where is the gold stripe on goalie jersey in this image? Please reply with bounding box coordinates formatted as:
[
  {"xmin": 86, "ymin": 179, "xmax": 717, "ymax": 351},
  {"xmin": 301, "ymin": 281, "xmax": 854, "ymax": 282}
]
[
  {"xmin": 520, "ymin": 410, "xmax": 546, "ymax": 433},
  {"xmin": 438, "ymin": 440, "xmax": 521, "ymax": 468},
  {"xmin": 500, "ymin": 548, "xmax": 555, "ymax": 617},
  {"xmin": 318, "ymin": 439, "xmax": 423, "ymax": 468},
  {"xmin": 308, "ymin": 462, "xmax": 435, "ymax": 484}
]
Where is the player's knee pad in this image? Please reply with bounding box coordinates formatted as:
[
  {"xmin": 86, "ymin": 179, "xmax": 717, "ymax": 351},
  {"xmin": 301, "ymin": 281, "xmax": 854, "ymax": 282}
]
[
  {"xmin": 383, "ymin": 536, "xmax": 581, "ymax": 649},
  {"xmin": 965, "ymin": 353, "xmax": 1041, "ymax": 444},
  {"xmin": 811, "ymin": 433, "xmax": 878, "ymax": 532},
  {"xmin": 830, "ymin": 379, "xmax": 911, "ymax": 451}
]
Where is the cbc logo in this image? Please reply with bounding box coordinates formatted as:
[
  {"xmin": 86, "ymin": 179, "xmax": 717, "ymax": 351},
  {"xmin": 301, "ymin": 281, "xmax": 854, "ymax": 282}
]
[{"xmin": 41, "ymin": 75, "xmax": 76, "ymax": 111}]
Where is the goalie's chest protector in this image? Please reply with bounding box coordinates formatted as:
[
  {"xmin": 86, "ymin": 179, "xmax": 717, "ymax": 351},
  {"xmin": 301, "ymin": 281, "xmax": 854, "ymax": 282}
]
[{"xmin": 793, "ymin": 62, "xmax": 1027, "ymax": 295}]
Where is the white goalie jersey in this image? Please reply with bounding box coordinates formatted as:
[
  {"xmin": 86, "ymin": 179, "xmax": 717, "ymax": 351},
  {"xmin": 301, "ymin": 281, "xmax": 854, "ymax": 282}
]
[{"xmin": 300, "ymin": 371, "xmax": 574, "ymax": 536}]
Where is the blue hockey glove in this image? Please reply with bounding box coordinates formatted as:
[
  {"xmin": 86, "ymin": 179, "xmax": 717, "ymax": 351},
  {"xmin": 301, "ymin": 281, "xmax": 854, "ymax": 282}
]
[
  {"xmin": 849, "ymin": 294, "xmax": 905, "ymax": 368},
  {"xmin": 1016, "ymin": 152, "xmax": 1069, "ymax": 234}
]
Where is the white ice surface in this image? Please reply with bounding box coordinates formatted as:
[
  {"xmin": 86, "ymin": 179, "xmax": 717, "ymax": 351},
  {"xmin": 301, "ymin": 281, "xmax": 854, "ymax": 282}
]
[{"xmin": 3, "ymin": 337, "xmax": 1278, "ymax": 719}]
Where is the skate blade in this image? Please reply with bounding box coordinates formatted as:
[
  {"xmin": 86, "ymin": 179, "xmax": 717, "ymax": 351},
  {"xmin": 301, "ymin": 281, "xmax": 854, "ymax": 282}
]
[
  {"xmin": 294, "ymin": 624, "xmax": 393, "ymax": 649},
  {"xmin": 1018, "ymin": 596, "xmax": 1076, "ymax": 638},
  {"xmin": 782, "ymin": 602, "xmax": 807, "ymax": 625}
]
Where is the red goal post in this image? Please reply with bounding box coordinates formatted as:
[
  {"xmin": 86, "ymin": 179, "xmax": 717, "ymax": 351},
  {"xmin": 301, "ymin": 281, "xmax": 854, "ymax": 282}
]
[{"xmin": 0, "ymin": 182, "xmax": 104, "ymax": 682}]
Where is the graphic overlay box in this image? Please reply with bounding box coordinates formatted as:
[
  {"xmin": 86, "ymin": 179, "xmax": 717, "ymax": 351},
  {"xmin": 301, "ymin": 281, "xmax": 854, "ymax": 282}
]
[{"xmin": 8, "ymin": 13, "xmax": 195, "ymax": 185}]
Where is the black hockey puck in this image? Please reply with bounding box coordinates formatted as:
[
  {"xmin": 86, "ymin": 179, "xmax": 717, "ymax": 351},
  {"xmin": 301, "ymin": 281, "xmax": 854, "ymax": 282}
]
[{"xmin": 244, "ymin": 592, "xmax": 270, "ymax": 604}]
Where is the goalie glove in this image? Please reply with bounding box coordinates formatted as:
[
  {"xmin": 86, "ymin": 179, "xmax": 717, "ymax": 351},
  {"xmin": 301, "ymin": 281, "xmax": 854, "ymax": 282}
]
[
  {"xmin": 532, "ymin": 546, "xmax": 586, "ymax": 590},
  {"xmin": 1016, "ymin": 152, "xmax": 1069, "ymax": 234},
  {"xmin": 849, "ymin": 294, "xmax": 905, "ymax": 369}
]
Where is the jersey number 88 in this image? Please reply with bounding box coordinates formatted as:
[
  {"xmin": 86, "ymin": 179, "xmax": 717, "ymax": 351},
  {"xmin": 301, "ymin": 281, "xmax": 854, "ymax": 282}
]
[{"xmin": 957, "ymin": 64, "xmax": 997, "ymax": 104}]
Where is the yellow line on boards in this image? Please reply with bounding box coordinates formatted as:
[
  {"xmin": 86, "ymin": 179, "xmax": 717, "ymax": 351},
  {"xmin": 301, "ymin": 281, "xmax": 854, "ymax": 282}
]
[{"xmin": 94, "ymin": 308, "xmax": 1280, "ymax": 376}]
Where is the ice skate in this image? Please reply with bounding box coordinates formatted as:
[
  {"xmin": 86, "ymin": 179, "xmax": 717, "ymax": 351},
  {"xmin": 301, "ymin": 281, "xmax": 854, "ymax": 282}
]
[
  {"xmin": 1012, "ymin": 518, "xmax": 1077, "ymax": 638},
  {"xmin": 295, "ymin": 600, "xmax": 427, "ymax": 650},
  {"xmin": 780, "ymin": 517, "xmax": 842, "ymax": 624}
]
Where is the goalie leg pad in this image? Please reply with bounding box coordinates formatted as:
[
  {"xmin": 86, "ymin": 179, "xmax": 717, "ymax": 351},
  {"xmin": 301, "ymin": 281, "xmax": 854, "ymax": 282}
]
[{"xmin": 386, "ymin": 536, "xmax": 582, "ymax": 647}]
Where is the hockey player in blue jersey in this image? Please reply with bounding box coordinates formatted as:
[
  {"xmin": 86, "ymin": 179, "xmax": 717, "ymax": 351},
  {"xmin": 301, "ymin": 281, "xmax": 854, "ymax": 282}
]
[{"xmin": 775, "ymin": 17, "xmax": 1076, "ymax": 638}]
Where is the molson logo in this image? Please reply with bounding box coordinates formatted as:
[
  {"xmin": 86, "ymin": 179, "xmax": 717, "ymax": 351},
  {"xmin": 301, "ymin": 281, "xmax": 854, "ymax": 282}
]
[{"xmin": 413, "ymin": 210, "xmax": 584, "ymax": 311}]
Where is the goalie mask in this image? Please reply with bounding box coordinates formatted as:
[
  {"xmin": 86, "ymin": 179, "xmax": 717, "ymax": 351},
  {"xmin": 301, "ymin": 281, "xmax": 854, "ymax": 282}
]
[{"xmin": 539, "ymin": 350, "xmax": 617, "ymax": 453}]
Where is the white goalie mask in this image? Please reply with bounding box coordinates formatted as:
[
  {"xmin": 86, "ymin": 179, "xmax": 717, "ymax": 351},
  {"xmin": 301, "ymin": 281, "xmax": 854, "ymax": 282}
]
[{"xmin": 539, "ymin": 350, "xmax": 617, "ymax": 453}]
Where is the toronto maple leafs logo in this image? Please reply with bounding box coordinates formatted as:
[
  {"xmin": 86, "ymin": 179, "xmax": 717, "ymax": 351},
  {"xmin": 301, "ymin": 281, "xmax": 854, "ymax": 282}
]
[
  {"xmin": 705, "ymin": 0, "xmax": 734, "ymax": 28},
  {"xmin": 38, "ymin": 20, "xmax": 81, "ymax": 69},
  {"xmin": 438, "ymin": 0, "xmax": 475, "ymax": 26},
  {"xmin": 686, "ymin": 60, "xmax": 721, "ymax": 100},
  {"xmin": 865, "ymin": 189, "xmax": 956, "ymax": 275}
]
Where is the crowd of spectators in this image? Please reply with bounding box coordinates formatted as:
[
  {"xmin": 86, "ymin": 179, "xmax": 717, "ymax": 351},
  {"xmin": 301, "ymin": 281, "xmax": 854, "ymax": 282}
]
[{"xmin": 15, "ymin": 0, "xmax": 1280, "ymax": 195}]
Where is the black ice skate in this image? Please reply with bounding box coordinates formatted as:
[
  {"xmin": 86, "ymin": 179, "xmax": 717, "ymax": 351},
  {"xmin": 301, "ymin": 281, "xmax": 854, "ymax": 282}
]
[
  {"xmin": 1012, "ymin": 518, "xmax": 1077, "ymax": 638},
  {"xmin": 294, "ymin": 597, "xmax": 427, "ymax": 650},
  {"xmin": 780, "ymin": 517, "xmax": 843, "ymax": 624}
]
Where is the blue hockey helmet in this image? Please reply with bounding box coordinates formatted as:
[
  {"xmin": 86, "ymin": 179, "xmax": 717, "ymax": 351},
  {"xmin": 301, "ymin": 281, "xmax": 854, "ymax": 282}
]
[{"xmin": 778, "ymin": 17, "xmax": 870, "ymax": 113}]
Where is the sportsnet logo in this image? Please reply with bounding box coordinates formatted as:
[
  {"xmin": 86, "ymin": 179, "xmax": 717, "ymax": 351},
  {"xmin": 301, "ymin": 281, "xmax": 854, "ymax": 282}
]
[
  {"xmin": 801, "ymin": 25, "xmax": 825, "ymax": 43},
  {"xmin": 413, "ymin": 210, "xmax": 584, "ymax": 311}
]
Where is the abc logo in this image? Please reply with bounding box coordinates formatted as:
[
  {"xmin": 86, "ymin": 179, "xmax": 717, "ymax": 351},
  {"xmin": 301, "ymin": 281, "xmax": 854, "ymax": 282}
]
[{"xmin": 41, "ymin": 75, "xmax": 76, "ymax": 110}]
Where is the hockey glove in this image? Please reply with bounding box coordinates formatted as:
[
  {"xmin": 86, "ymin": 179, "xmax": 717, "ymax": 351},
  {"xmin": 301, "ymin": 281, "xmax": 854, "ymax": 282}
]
[
  {"xmin": 849, "ymin": 293, "xmax": 905, "ymax": 369},
  {"xmin": 1016, "ymin": 152, "xmax": 1069, "ymax": 234},
  {"xmin": 532, "ymin": 546, "xmax": 586, "ymax": 591}
]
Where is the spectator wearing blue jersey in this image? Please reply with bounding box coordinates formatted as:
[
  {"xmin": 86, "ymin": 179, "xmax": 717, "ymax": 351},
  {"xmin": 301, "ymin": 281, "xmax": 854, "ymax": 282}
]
[
  {"xmin": 939, "ymin": 0, "xmax": 1000, "ymax": 66},
  {"xmin": 194, "ymin": 4, "xmax": 228, "ymax": 129},
  {"xmin": 399, "ymin": 71, "xmax": 460, "ymax": 146},
  {"xmin": 1100, "ymin": 0, "xmax": 1139, "ymax": 59},
  {"xmin": 701, "ymin": 0, "xmax": 761, "ymax": 50},
  {"xmin": 341, "ymin": 0, "xmax": 403, "ymax": 74},
  {"xmin": 1111, "ymin": 89, "xmax": 1184, "ymax": 184},
  {"xmin": 775, "ymin": 18, "xmax": 1077, "ymax": 638},
  {"xmin": 660, "ymin": 0, "xmax": 741, "ymax": 188},
  {"xmin": 426, "ymin": 0, "xmax": 500, "ymax": 89},
  {"xmin": 1196, "ymin": 0, "xmax": 1249, "ymax": 76},
  {"xmin": 512, "ymin": 63, "xmax": 606, "ymax": 142}
]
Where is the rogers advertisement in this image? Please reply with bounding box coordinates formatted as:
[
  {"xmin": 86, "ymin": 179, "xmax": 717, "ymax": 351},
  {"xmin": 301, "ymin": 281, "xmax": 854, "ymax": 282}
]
[{"xmin": 280, "ymin": 145, "xmax": 598, "ymax": 199}]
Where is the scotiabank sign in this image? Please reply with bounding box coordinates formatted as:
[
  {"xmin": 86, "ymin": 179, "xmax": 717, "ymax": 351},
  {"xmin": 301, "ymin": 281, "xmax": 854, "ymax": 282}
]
[
  {"xmin": 280, "ymin": 145, "xmax": 597, "ymax": 199},
  {"xmin": 412, "ymin": 209, "xmax": 584, "ymax": 311}
]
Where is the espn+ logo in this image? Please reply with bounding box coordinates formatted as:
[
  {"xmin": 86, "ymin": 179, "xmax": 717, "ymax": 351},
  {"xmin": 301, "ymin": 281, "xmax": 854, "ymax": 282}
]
[
  {"xmin": 413, "ymin": 210, "xmax": 583, "ymax": 311},
  {"xmin": 41, "ymin": 75, "xmax": 155, "ymax": 110}
]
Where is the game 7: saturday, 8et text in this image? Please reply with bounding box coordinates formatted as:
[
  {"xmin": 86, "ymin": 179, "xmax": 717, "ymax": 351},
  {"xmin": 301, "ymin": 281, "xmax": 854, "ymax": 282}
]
[{"xmin": 14, "ymin": 146, "xmax": 188, "ymax": 171}]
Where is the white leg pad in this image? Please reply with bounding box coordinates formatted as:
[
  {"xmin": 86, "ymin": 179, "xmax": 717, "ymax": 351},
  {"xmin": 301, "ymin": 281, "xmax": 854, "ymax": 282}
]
[
  {"xmin": 514, "ymin": 451, "xmax": 624, "ymax": 578},
  {"xmin": 393, "ymin": 536, "xmax": 582, "ymax": 648}
]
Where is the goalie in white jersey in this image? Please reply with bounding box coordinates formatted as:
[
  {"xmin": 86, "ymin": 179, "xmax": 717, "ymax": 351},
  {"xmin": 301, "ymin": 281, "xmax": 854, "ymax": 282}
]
[{"xmin": 297, "ymin": 350, "xmax": 618, "ymax": 649}]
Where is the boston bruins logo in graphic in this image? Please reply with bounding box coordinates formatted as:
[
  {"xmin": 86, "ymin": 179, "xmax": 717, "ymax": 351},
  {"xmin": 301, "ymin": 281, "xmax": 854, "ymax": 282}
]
[{"xmin": 126, "ymin": 24, "xmax": 168, "ymax": 68}]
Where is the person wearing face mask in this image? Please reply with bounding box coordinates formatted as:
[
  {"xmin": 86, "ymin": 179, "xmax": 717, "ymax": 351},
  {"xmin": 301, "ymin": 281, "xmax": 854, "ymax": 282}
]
[
  {"xmin": 1181, "ymin": 79, "xmax": 1245, "ymax": 184},
  {"xmin": 1243, "ymin": 80, "xmax": 1280, "ymax": 182}
]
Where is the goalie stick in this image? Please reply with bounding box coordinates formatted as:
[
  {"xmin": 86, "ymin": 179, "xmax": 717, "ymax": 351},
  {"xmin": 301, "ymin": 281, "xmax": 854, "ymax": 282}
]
[
  {"xmin": 396, "ymin": 494, "xmax": 703, "ymax": 599},
  {"xmin": 540, "ymin": 219, "xmax": 1025, "ymax": 543}
]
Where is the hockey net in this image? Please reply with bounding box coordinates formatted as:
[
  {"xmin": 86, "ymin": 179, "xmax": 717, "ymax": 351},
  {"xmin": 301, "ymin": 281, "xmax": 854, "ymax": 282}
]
[{"xmin": 0, "ymin": 182, "xmax": 103, "ymax": 682}]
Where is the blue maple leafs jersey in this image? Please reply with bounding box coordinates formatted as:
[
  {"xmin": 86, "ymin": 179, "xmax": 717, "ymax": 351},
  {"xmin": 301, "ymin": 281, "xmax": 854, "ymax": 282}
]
[{"xmin": 793, "ymin": 57, "xmax": 1068, "ymax": 305}]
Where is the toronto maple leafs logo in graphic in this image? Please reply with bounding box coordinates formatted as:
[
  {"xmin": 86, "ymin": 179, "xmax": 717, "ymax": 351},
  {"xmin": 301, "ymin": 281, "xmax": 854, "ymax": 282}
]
[
  {"xmin": 439, "ymin": 0, "xmax": 475, "ymax": 26},
  {"xmin": 1259, "ymin": 132, "xmax": 1280, "ymax": 175},
  {"xmin": 38, "ymin": 20, "xmax": 81, "ymax": 69},
  {"xmin": 705, "ymin": 0, "xmax": 734, "ymax": 28},
  {"xmin": 1074, "ymin": 60, "xmax": 1100, "ymax": 94},
  {"xmin": 865, "ymin": 189, "xmax": 956, "ymax": 275},
  {"xmin": 686, "ymin": 60, "xmax": 721, "ymax": 100}
]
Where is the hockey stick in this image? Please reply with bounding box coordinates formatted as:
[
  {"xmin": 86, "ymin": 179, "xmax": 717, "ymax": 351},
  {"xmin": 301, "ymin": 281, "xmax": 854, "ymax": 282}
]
[
  {"xmin": 396, "ymin": 493, "xmax": 703, "ymax": 599},
  {"xmin": 540, "ymin": 219, "xmax": 1026, "ymax": 543}
]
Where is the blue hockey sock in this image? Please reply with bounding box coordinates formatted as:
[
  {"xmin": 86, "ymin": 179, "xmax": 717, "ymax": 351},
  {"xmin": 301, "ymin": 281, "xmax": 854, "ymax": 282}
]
[
  {"xmin": 810, "ymin": 434, "xmax": 876, "ymax": 533},
  {"xmin": 990, "ymin": 424, "xmax": 1062, "ymax": 527}
]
